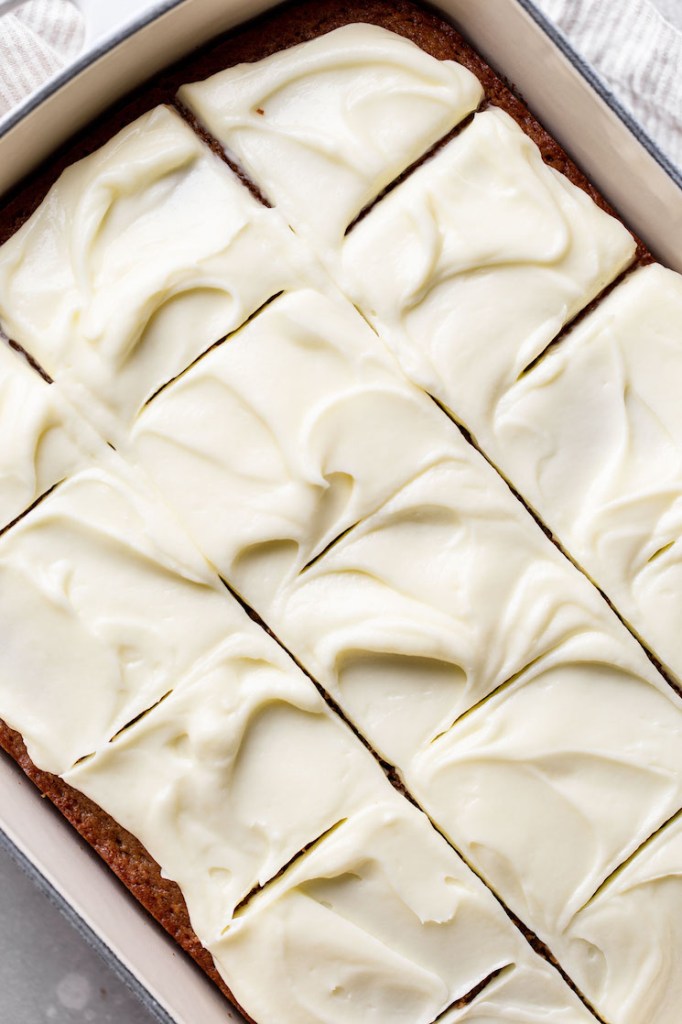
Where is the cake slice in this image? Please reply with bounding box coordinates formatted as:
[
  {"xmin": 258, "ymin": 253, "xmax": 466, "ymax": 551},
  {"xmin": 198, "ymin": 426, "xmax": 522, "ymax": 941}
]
[
  {"xmin": 411, "ymin": 647, "xmax": 682, "ymax": 937},
  {"xmin": 0, "ymin": 105, "xmax": 306, "ymax": 436},
  {"xmin": 131, "ymin": 288, "xmax": 462, "ymax": 601},
  {"xmin": 340, "ymin": 107, "xmax": 636, "ymax": 423},
  {"xmin": 0, "ymin": 458, "xmax": 245, "ymax": 773},
  {"xmin": 481, "ymin": 263, "xmax": 682, "ymax": 685},
  {"xmin": 65, "ymin": 634, "xmax": 394, "ymax": 936},
  {"xmin": 179, "ymin": 23, "xmax": 484, "ymax": 252}
]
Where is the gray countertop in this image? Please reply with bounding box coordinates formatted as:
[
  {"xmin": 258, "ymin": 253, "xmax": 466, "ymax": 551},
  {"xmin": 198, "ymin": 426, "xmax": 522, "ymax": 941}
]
[
  {"xmin": 0, "ymin": 841, "xmax": 155, "ymax": 1023},
  {"xmin": 0, "ymin": 2, "xmax": 680, "ymax": 1023}
]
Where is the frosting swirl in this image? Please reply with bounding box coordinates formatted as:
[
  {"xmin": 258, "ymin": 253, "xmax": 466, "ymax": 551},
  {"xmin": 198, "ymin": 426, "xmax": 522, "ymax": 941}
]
[
  {"xmin": 0, "ymin": 105, "xmax": 304, "ymax": 434},
  {"xmin": 180, "ymin": 24, "xmax": 484, "ymax": 250}
]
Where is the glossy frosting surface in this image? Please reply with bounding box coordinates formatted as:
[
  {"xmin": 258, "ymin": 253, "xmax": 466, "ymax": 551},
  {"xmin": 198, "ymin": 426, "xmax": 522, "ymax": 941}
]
[
  {"xmin": 0, "ymin": 105, "xmax": 304, "ymax": 434},
  {"xmin": 411, "ymin": 649, "xmax": 682, "ymax": 934},
  {"xmin": 341, "ymin": 107, "xmax": 636, "ymax": 427},
  {"xmin": 487, "ymin": 264, "xmax": 682, "ymax": 684},
  {"xmin": 263, "ymin": 455, "xmax": 624, "ymax": 766},
  {"xmin": 0, "ymin": 460, "xmax": 242, "ymax": 773},
  {"xmin": 132, "ymin": 288, "xmax": 461, "ymax": 601},
  {"xmin": 180, "ymin": 24, "xmax": 484, "ymax": 249}
]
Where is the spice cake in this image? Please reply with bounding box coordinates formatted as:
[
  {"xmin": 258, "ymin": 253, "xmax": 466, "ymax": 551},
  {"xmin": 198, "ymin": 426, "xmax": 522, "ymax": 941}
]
[{"xmin": 0, "ymin": 3, "xmax": 680, "ymax": 1023}]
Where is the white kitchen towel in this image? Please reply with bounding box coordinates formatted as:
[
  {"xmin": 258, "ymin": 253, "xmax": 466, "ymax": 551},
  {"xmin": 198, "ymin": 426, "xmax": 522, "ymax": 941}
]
[
  {"xmin": 0, "ymin": 0, "xmax": 680, "ymax": 166},
  {"xmin": 535, "ymin": 0, "xmax": 682, "ymax": 167},
  {"xmin": 0, "ymin": 0, "xmax": 84, "ymax": 117}
]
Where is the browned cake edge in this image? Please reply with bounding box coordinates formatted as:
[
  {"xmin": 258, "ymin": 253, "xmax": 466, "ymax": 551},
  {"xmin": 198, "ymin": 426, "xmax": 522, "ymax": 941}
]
[
  {"xmin": 0, "ymin": 0, "xmax": 657, "ymax": 1017},
  {"xmin": 0, "ymin": 719, "xmax": 255, "ymax": 1024}
]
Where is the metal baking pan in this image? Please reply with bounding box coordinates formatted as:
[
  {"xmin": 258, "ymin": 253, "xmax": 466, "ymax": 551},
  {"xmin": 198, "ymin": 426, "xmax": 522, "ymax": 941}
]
[{"xmin": 0, "ymin": 1, "xmax": 680, "ymax": 1021}]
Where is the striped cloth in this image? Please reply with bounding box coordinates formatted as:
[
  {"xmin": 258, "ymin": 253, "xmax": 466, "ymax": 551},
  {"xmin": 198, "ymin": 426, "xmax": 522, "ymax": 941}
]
[
  {"xmin": 0, "ymin": 0, "xmax": 83, "ymax": 117},
  {"xmin": 0, "ymin": 0, "xmax": 680, "ymax": 167},
  {"xmin": 534, "ymin": 0, "xmax": 682, "ymax": 166}
]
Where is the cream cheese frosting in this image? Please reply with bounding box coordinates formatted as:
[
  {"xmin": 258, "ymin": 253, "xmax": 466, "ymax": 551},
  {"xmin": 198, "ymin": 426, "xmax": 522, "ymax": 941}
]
[
  {"xmin": 0, "ymin": 105, "xmax": 307, "ymax": 436},
  {"xmin": 0, "ymin": 459, "xmax": 245, "ymax": 773},
  {"xmin": 485, "ymin": 263, "xmax": 682, "ymax": 685},
  {"xmin": 260, "ymin": 455, "xmax": 626, "ymax": 767},
  {"xmin": 66, "ymin": 634, "xmax": 391, "ymax": 938},
  {"xmin": 211, "ymin": 802, "xmax": 587, "ymax": 1024},
  {"xmin": 0, "ymin": 341, "xmax": 94, "ymax": 530},
  {"xmin": 558, "ymin": 812, "xmax": 682, "ymax": 1024},
  {"xmin": 131, "ymin": 288, "xmax": 462, "ymax": 601},
  {"xmin": 410, "ymin": 648, "xmax": 682, "ymax": 938},
  {"xmin": 179, "ymin": 24, "xmax": 484, "ymax": 251},
  {"xmin": 340, "ymin": 107, "xmax": 636, "ymax": 427}
]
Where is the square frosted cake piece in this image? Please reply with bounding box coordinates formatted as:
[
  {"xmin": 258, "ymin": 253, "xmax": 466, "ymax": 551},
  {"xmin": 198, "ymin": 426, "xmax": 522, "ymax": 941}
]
[{"xmin": 0, "ymin": 106, "xmax": 305, "ymax": 436}]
